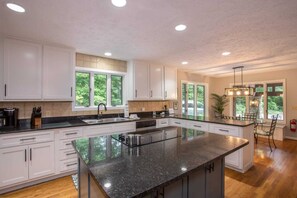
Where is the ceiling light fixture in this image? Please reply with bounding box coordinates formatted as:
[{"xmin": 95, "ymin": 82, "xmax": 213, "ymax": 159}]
[
  {"xmin": 6, "ymin": 3, "xmax": 25, "ymax": 13},
  {"xmin": 224, "ymin": 66, "xmax": 254, "ymax": 97},
  {"xmin": 181, "ymin": 61, "xmax": 188, "ymax": 65},
  {"xmin": 175, "ymin": 24, "xmax": 187, "ymax": 31},
  {"xmin": 111, "ymin": 0, "xmax": 127, "ymax": 7},
  {"xmin": 104, "ymin": 52, "xmax": 112, "ymax": 56},
  {"xmin": 222, "ymin": 51, "xmax": 231, "ymax": 56}
]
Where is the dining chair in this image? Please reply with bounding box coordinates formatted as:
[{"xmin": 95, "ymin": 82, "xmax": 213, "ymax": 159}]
[{"xmin": 254, "ymin": 114, "xmax": 278, "ymax": 152}]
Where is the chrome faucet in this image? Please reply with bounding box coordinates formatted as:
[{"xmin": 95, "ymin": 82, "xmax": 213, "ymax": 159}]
[{"xmin": 97, "ymin": 103, "xmax": 107, "ymax": 119}]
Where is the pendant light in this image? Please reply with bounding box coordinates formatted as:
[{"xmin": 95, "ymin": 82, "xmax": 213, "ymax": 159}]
[{"xmin": 224, "ymin": 66, "xmax": 254, "ymax": 97}]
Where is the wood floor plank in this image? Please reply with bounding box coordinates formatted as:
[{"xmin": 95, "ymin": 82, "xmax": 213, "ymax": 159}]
[{"xmin": 1, "ymin": 138, "xmax": 297, "ymax": 198}]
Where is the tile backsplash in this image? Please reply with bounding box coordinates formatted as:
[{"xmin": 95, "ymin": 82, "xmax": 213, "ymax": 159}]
[{"xmin": 0, "ymin": 101, "xmax": 173, "ymax": 119}]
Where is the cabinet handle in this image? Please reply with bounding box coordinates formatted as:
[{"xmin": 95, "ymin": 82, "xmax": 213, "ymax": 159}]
[
  {"xmin": 205, "ymin": 162, "xmax": 215, "ymax": 173},
  {"xmin": 67, "ymin": 163, "xmax": 77, "ymax": 167},
  {"xmin": 66, "ymin": 152, "xmax": 76, "ymax": 156},
  {"xmin": 25, "ymin": 150, "xmax": 27, "ymax": 162},
  {"xmin": 66, "ymin": 143, "xmax": 72, "ymax": 146},
  {"xmin": 193, "ymin": 125, "xmax": 202, "ymax": 128},
  {"xmin": 20, "ymin": 137, "xmax": 36, "ymax": 142},
  {"xmin": 4, "ymin": 84, "xmax": 7, "ymax": 97},
  {"xmin": 150, "ymin": 90, "xmax": 153, "ymax": 97},
  {"xmin": 165, "ymin": 91, "xmax": 167, "ymax": 98},
  {"xmin": 219, "ymin": 129, "xmax": 229, "ymax": 132},
  {"xmin": 66, "ymin": 132, "xmax": 77, "ymax": 136},
  {"xmin": 71, "ymin": 87, "xmax": 73, "ymax": 97},
  {"xmin": 161, "ymin": 122, "xmax": 167, "ymax": 124},
  {"xmin": 174, "ymin": 122, "xmax": 181, "ymax": 124},
  {"xmin": 135, "ymin": 90, "xmax": 137, "ymax": 98},
  {"xmin": 30, "ymin": 148, "xmax": 32, "ymax": 161}
]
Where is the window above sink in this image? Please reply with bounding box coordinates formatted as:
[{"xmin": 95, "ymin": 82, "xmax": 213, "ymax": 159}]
[{"xmin": 73, "ymin": 67, "xmax": 127, "ymax": 111}]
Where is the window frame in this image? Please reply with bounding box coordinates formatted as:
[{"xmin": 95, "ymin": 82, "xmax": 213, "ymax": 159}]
[
  {"xmin": 73, "ymin": 67, "xmax": 126, "ymax": 111},
  {"xmin": 180, "ymin": 80, "xmax": 209, "ymax": 117},
  {"xmin": 230, "ymin": 79, "xmax": 286, "ymax": 124}
]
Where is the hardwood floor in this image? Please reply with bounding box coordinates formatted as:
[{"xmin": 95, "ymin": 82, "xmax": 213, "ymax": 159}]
[
  {"xmin": 0, "ymin": 176, "xmax": 77, "ymax": 198},
  {"xmin": 225, "ymin": 138, "xmax": 297, "ymax": 198},
  {"xmin": 1, "ymin": 138, "xmax": 297, "ymax": 198}
]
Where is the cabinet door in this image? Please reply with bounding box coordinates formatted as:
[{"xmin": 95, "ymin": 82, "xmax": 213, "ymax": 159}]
[
  {"xmin": 43, "ymin": 45, "xmax": 74, "ymax": 100},
  {"xmin": 0, "ymin": 145, "xmax": 28, "ymax": 187},
  {"xmin": 149, "ymin": 64, "xmax": 163, "ymax": 99},
  {"xmin": 29, "ymin": 142, "xmax": 55, "ymax": 179},
  {"xmin": 164, "ymin": 67, "xmax": 177, "ymax": 100},
  {"xmin": 134, "ymin": 62, "xmax": 149, "ymax": 99},
  {"xmin": 4, "ymin": 39, "xmax": 42, "ymax": 100},
  {"xmin": 205, "ymin": 159, "xmax": 224, "ymax": 198}
]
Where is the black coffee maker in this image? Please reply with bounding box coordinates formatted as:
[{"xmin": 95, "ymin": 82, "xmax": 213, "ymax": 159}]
[{"xmin": 0, "ymin": 108, "xmax": 19, "ymax": 128}]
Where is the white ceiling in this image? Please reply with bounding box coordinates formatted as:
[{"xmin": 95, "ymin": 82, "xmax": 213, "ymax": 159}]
[{"xmin": 1, "ymin": 0, "xmax": 297, "ymax": 76}]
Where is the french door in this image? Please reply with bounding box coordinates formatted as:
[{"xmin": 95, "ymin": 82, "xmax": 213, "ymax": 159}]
[{"xmin": 181, "ymin": 82, "xmax": 207, "ymax": 117}]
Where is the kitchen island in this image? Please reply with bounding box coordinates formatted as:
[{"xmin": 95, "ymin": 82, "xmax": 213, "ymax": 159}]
[{"xmin": 72, "ymin": 126, "xmax": 249, "ymax": 198}]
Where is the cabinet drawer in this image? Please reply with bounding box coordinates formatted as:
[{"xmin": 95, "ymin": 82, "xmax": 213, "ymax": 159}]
[
  {"xmin": 156, "ymin": 119, "xmax": 169, "ymax": 128},
  {"xmin": 58, "ymin": 128, "xmax": 82, "ymax": 140},
  {"xmin": 170, "ymin": 118, "xmax": 185, "ymax": 127},
  {"xmin": 0, "ymin": 131, "xmax": 54, "ymax": 148},
  {"xmin": 210, "ymin": 124, "xmax": 239, "ymax": 137},
  {"xmin": 113, "ymin": 122, "xmax": 135, "ymax": 133},
  {"xmin": 58, "ymin": 149, "xmax": 77, "ymax": 161},
  {"xmin": 59, "ymin": 158, "xmax": 78, "ymax": 173},
  {"xmin": 187, "ymin": 121, "xmax": 209, "ymax": 131},
  {"xmin": 58, "ymin": 138, "xmax": 77, "ymax": 150},
  {"xmin": 84, "ymin": 124, "xmax": 112, "ymax": 137}
]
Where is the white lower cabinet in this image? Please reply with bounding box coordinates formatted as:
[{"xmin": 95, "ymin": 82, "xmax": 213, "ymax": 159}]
[
  {"xmin": 29, "ymin": 142, "xmax": 55, "ymax": 179},
  {"xmin": 55, "ymin": 127, "xmax": 83, "ymax": 174},
  {"xmin": 0, "ymin": 142, "xmax": 55, "ymax": 188},
  {"xmin": 156, "ymin": 118, "xmax": 169, "ymax": 128},
  {"xmin": 0, "ymin": 145, "xmax": 28, "ymax": 187}
]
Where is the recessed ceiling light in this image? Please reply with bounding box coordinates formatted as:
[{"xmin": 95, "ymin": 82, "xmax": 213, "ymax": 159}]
[
  {"xmin": 111, "ymin": 0, "xmax": 127, "ymax": 7},
  {"xmin": 104, "ymin": 52, "xmax": 112, "ymax": 56},
  {"xmin": 181, "ymin": 61, "xmax": 188, "ymax": 65},
  {"xmin": 6, "ymin": 3, "xmax": 25, "ymax": 13},
  {"xmin": 175, "ymin": 24, "xmax": 187, "ymax": 31},
  {"xmin": 222, "ymin": 51, "xmax": 231, "ymax": 56}
]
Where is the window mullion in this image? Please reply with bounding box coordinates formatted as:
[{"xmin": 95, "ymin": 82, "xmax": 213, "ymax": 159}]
[
  {"xmin": 90, "ymin": 72, "xmax": 95, "ymax": 107},
  {"xmin": 194, "ymin": 84, "xmax": 197, "ymax": 116},
  {"xmin": 107, "ymin": 74, "xmax": 111, "ymax": 107},
  {"xmin": 264, "ymin": 83, "xmax": 267, "ymax": 120}
]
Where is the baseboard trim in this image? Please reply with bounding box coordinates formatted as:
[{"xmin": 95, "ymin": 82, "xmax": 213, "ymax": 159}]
[
  {"xmin": 0, "ymin": 171, "xmax": 76, "ymax": 195},
  {"xmin": 285, "ymin": 136, "xmax": 297, "ymax": 141}
]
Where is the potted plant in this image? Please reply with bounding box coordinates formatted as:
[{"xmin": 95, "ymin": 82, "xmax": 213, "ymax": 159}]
[{"xmin": 211, "ymin": 93, "xmax": 229, "ymax": 118}]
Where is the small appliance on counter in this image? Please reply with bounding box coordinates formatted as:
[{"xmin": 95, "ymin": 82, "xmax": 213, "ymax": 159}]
[
  {"xmin": 31, "ymin": 107, "xmax": 42, "ymax": 127},
  {"xmin": 0, "ymin": 108, "xmax": 19, "ymax": 128}
]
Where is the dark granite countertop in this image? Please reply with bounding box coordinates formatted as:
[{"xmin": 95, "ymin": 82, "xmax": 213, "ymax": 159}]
[
  {"xmin": 171, "ymin": 114, "xmax": 254, "ymax": 127},
  {"xmin": 0, "ymin": 113, "xmax": 253, "ymax": 135},
  {"xmin": 72, "ymin": 126, "xmax": 249, "ymax": 198}
]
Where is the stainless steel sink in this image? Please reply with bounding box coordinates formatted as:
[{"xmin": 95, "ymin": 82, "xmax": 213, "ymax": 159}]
[{"xmin": 82, "ymin": 117, "xmax": 131, "ymax": 124}]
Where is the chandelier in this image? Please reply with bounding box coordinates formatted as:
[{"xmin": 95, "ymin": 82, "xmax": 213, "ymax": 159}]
[{"xmin": 224, "ymin": 66, "xmax": 254, "ymax": 96}]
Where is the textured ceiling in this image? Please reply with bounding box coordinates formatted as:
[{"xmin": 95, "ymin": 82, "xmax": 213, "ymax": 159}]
[{"xmin": 1, "ymin": 0, "xmax": 297, "ymax": 76}]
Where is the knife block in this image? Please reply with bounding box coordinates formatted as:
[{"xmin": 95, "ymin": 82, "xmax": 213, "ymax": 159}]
[{"xmin": 32, "ymin": 117, "xmax": 41, "ymax": 127}]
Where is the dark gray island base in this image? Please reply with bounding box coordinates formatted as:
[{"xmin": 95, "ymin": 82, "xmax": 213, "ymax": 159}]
[{"xmin": 72, "ymin": 127, "xmax": 249, "ymax": 198}]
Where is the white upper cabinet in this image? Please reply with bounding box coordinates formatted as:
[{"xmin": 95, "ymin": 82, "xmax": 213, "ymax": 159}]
[
  {"xmin": 149, "ymin": 64, "xmax": 164, "ymax": 99},
  {"xmin": 164, "ymin": 67, "xmax": 177, "ymax": 100},
  {"xmin": 128, "ymin": 61, "xmax": 164, "ymax": 100},
  {"xmin": 4, "ymin": 39, "xmax": 42, "ymax": 100},
  {"xmin": 129, "ymin": 61, "xmax": 150, "ymax": 100},
  {"xmin": 43, "ymin": 45, "xmax": 74, "ymax": 100}
]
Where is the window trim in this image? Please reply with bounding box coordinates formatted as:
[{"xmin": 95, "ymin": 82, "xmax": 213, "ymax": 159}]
[
  {"xmin": 229, "ymin": 79, "xmax": 286, "ymax": 124},
  {"xmin": 73, "ymin": 67, "xmax": 127, "ymax": 111},
  {"xmin": 180, "ymin": 80, "xmax": 209, "ymax": 117}
]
